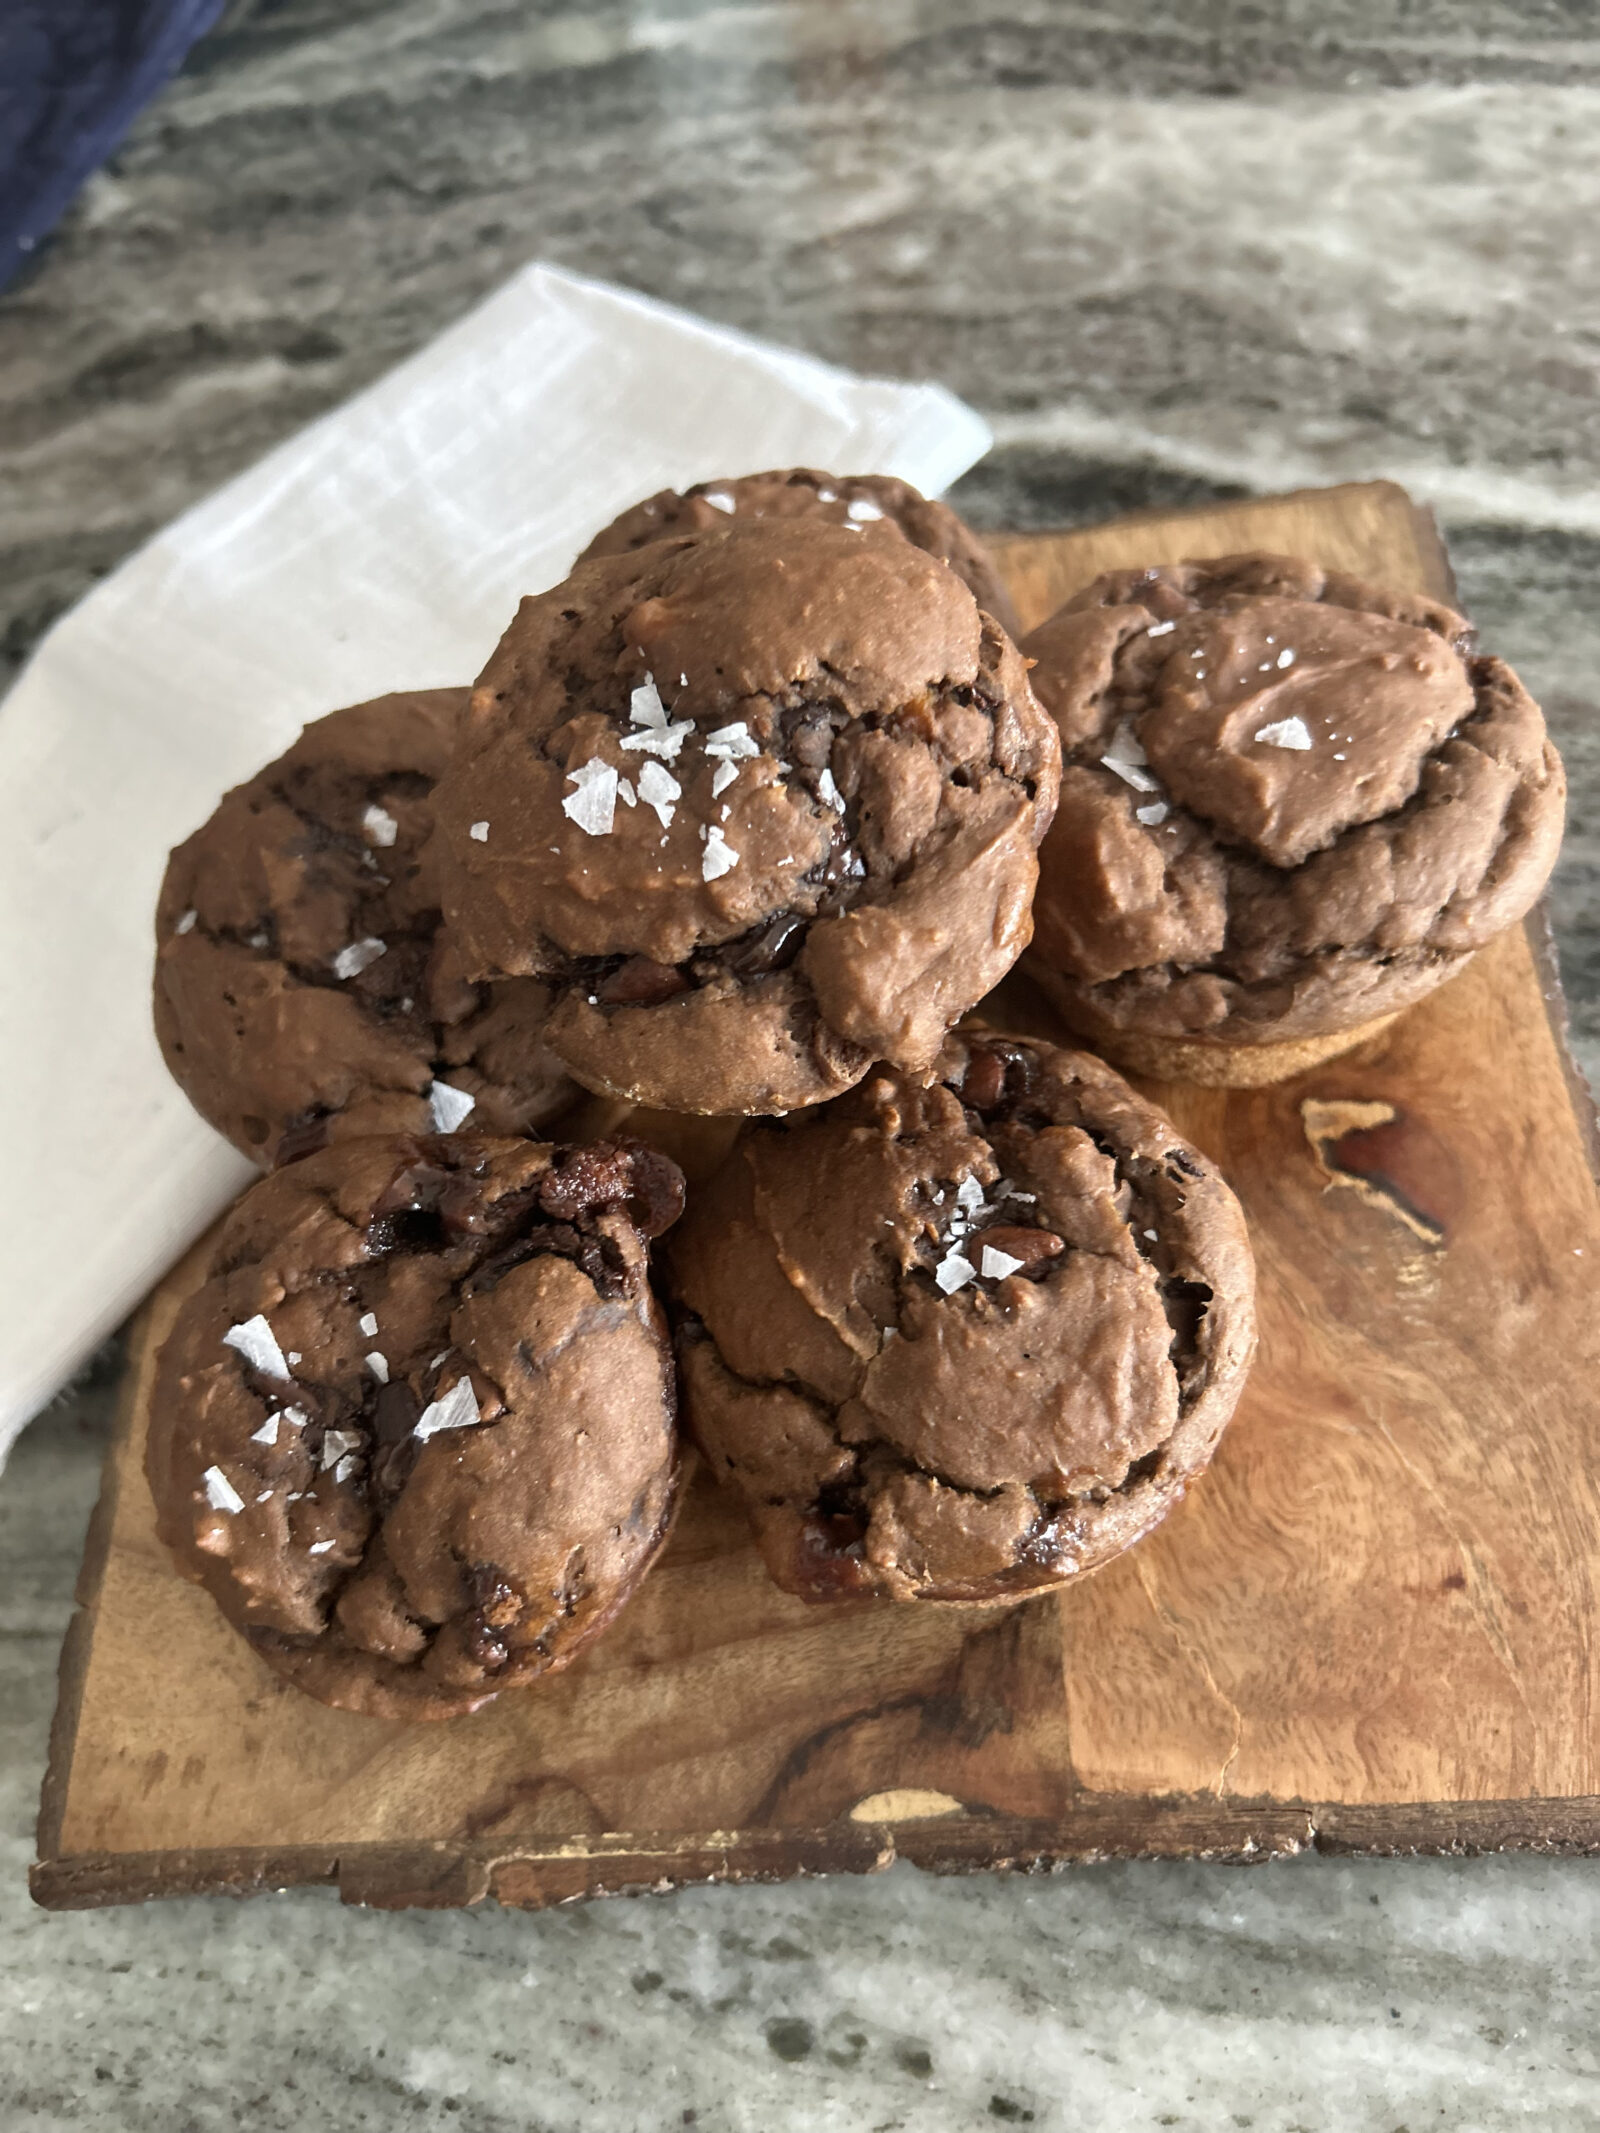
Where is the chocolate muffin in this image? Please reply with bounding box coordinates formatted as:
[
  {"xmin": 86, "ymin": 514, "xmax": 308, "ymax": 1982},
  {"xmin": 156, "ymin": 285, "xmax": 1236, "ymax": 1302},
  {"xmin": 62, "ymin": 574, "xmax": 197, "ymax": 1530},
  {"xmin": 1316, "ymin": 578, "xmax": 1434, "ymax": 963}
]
[
  {"xmin": 1022, "ymin": 554, "xmax": 1566, "ymax": 1085},
  {"xmin": 146, "ymin": 1133, "xmax": 684, "ymax": 1719},
  {"xmin": 578, "ymin": 467, "xmax": 1020, "ymax": 636},
  {"xmin": 431, "ymin": 520, "xmax": 1060, "ymax": 1116},
  {"xmin": 155, "ymin": 689, "xmax": 577, "ymax": 1166},
  {"xmin": 668, "ymin": 1033, "xmax": 1255, "ymax": 1603}
]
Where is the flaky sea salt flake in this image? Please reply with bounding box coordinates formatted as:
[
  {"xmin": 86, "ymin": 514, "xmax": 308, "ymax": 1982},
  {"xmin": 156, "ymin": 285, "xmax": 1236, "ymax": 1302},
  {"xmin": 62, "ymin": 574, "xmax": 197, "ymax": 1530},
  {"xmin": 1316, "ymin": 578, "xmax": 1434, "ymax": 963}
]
[
  {"xmin": 469, "ymin": 820, "xmax": 490, "ymax": 842},
  {"xmin": 701, "ymin": 826, "xmax": 739, "ymax": 881},
  {"xmin": 308, "ymin": 1540, "xmax": 335, "ymax": 1556},
  {"xmin": 711, "ymin": 759, "xmax": 739, "ymax": 798},
  {"xmin": 617, "ymin": 779, "xmax": 637, "ymax": 808},
  {"xmin": 630, "ymin": 674, "xmax": 668, "ymax": 727},
  {"xmin": 321, "ymin": 1429, "xmax": 361, "ymax": 1471},
  {"xmin": 637, "ymin": 758, "xmax": 681, "ymax": 828},
  {"xmin": 702, "ymin": 489, "xmax": 736, "ymax": 514},
  {"xmin": 1136, "ymin": 801, "xmax": 1169, "ymax": 826},
  {"xmin": 332, "ymin": 936, "xmax": 386, "ymax": 980},
  {"xmin": 1255, "ymin": 716, "xmax": 1313, "ymax": 752},
  {"xmin": 415, "ymin": 1377, "xmax": 481, "ymax": 1443},
  {"xmin": 1101, "ymin": 719, "xmax": 1158, "ymax": 793},
  {"xmin": 619, "ymin": 719, "xmax": 693, "ymax": 760},
  {"xmin": 223, "ymin": 1314, "xmax": 291, "ymax": 1382},
  {"xmin": 366, "ymin": 1351, "xmax": 389, "ymax": 1383},
  {"xmin": 428, "ymin": 1080, "xmax": 476, "ymax": 1133},
  {"xmin": 563, "ymin": 757, "xmax": 620, "ymax": 833},
  {"xmin": 363, "ymin": 804, "xmax": 398, "ymax": 847},
  {"xmin": 981, "ymin": 1246, "xmax": 1025, "ymax": 1281},
  {"xmin": 1103, "ymin": 758, "xmax": 1157, "ymax": 792},
  {"xmin": 957, "ymin": 1175, "xmax": 986, "ymax": 1216},
  {"xmin": 846, "ymin": 497, "xmax": 884, "ymax": 522},
  {"xmin": 203, "ymin": 1466, "xmax": 244, "ymax": 1514},
  {"xmin": 1144, "ymin": 620, "xmax": 1175, "ymax": 637},
  {"xmin": 935, "ymin": 1250, "xmax": 976, "ymax": 1295},
  {"xmin": 176, "ymin": 908, "xmax": 197, "ymax": 934},
  {"xmin": 358, "ymin": 1312, "xmax": 379, "ymax": 1338},
  {"xmin": 704, "ymin": 722, "xmax": 760, "ymax": 762},
  {"xmin": 817, "ymin": 767, "xmax": 843, "ymax": 811},
  {"xmin": 1277, "ymin": 648, "xmax": 1296, "ymax": 669},
  {"xmin": 250, "ymin": 1415, "xmax": 280, "ymax": 1447}
]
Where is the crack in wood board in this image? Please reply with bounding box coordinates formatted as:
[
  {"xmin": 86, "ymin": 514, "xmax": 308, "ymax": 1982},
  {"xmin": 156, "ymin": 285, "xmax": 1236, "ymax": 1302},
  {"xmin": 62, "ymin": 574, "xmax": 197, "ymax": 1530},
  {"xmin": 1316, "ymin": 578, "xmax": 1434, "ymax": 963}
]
[{"xmin": 1302, "ymin": 1099, "xmax": 1446, "ymax": 1245}]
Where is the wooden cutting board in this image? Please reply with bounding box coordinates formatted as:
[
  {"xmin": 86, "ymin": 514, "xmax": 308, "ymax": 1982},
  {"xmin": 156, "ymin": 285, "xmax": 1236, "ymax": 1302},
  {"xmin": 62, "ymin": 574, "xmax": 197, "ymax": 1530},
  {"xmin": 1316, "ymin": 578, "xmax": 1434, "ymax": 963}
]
[{"xmin": 33, "ymin": 480, "xmax": 1600, "ymax": 1914}]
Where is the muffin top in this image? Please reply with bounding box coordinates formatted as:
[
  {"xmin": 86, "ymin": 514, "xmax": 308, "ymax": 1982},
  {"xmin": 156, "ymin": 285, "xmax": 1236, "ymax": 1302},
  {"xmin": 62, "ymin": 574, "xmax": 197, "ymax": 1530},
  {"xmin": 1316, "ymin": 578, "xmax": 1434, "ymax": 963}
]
[
  {"xmin": 577, "ymin": 466, "xmax": 1020, "ymax": 636},
  {"xmin": 147, "ymin": 1133, "xmax": 685, "ymax": 1719},
  {"xmin": 431, "ymin": 520, "xmax": 1060, "ymax": 1115},
  {"xmin": 668, "ymin": 1033, "xmax": 1255, "ymax": 1602},
  {"xmin": 155, "ymin": 689, "xmax": 575, "ymax": 1166},
  {"xmin": 1023, "ymin": 554, "xmax": 1565, "ymax": 1045}
]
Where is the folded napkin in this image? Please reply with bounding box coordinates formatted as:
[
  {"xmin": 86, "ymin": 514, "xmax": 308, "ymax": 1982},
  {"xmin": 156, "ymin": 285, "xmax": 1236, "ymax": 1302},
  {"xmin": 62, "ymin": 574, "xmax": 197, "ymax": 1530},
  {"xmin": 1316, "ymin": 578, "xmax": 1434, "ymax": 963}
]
[{"xmin": 0, "ymin": 263, "xmax": 990, "ymax": 1463}]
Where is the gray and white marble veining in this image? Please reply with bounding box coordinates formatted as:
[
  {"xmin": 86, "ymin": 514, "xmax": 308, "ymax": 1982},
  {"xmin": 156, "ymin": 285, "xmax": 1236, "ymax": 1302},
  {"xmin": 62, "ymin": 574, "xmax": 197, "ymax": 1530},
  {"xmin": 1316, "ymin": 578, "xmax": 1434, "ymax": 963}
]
[
  {"xmin": 6, "ymin": 5, "xmax": 1600, "ymax": 2123},
  {"xmin": 6, "ymin": 1383, "xmax": 1600, "ymax": 2133}
]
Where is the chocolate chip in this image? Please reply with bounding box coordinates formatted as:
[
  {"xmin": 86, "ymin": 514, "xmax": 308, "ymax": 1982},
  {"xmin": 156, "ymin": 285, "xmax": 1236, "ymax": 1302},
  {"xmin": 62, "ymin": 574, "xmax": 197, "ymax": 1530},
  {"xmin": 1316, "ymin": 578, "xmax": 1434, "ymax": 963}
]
[
  {"xmin": 723, "ymin": 911, "xmax": 808, "ymax": 977},
  {"xmin": 960, "ymin": 1047, "xmax": 1006, "ymax": 1110},
  {"xmin": 541, "ymin": 1139, "xmax": 686, "ymax": 1238},
  {"xmin": 977, "ymin": 1225, "xmax": 1063, "ymax": 1269},
  {"xmin": 468, "ymin": 1563, "xmax": 524, "ymax": 1631},
  {"xmin": 372, "ymin": 1380, "xmax": 421, "ymax": 1446},
  {"xmin": 618, "ymin": 1143, "xmax": 688, "ymax": 1237},
  {"xmin": 597, "ymin": 957, "xmax": 691, "ymax": 1007},
  {"xmin": 1162, "ymin": 1277, "xmax": 1212, "ymax": 1358},
  {"xmin": 370, "ymin": 1380, "xmax": 422, "ymax": 1497},
  {"xmin": 274, "ymin": 1111, "xmax": 331, "ymax": 1167}
]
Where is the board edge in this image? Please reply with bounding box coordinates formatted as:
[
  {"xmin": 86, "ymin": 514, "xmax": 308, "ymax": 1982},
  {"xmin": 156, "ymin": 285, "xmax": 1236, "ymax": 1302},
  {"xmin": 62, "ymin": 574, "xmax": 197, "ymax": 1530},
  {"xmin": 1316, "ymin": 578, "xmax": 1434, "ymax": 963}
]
[{"xmin": 32, "ymin": 1792, "xmax": 1600, "ymax": 1913}]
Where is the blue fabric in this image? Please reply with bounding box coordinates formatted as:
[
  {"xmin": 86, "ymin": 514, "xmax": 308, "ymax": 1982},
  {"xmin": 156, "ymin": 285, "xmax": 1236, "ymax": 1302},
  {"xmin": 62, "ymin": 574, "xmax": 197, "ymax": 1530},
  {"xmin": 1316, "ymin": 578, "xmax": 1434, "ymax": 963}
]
[{"xmin": 0, "ymin": 0, "xmax": 228, "ymax": 291}]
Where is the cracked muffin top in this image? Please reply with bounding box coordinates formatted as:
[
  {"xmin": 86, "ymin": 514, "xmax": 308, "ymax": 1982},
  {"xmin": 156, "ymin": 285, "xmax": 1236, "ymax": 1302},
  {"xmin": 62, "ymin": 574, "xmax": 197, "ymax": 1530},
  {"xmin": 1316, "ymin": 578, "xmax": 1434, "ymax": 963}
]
[
  {"xmin": 146, "ymin": 1133, "xmax": 684, "ymax": 1718},
  {"xmin": 667, "ymin": 1032, "xmax": 1255, "ymax": 1603},
  {"xmin": 1023, "ymin": 554, "xmax": 1565, "ymax": 1047},
  {"xmin": 154, "ymin": 689, "xmax": 576, "ymax": 1167},
  {"xmin": 577, "ymin": 466, "xmax": 1021, "ymax": 637},
  {"xmin": 430, "ymin": 519, "xmax": 1060, "ymax": 1116}
]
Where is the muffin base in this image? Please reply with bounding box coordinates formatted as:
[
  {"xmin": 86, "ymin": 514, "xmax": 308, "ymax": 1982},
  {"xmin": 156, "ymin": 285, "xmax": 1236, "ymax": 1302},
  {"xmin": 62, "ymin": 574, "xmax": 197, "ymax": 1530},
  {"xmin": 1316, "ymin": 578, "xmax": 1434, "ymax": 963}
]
[{"xmin": 1023, "ymin": 960, "xmax": 1402, "ymax": 1087}]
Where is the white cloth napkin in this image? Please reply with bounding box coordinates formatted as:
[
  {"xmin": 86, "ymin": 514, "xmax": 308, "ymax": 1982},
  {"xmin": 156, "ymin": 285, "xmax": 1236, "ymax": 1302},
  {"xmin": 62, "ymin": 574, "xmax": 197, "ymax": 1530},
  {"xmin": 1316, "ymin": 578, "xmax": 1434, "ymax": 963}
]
[{"xmin": 0, "ymin": 263, "xmax": 990, "ymax": 1462}]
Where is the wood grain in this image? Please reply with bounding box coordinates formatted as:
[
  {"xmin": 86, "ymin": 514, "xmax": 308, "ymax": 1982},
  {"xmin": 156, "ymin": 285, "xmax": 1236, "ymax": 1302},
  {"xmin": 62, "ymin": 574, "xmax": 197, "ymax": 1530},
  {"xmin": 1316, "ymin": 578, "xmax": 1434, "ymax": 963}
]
[{"xmin": 33, "ymin": 481, "xmax": 1600, "ymax": 1912}]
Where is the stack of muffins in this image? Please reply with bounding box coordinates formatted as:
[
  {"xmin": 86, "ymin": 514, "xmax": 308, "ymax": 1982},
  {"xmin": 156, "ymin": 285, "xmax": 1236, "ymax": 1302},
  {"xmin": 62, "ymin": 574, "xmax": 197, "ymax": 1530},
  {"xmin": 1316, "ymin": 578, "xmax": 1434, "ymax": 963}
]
[{"xmin": 146, "ymin": 467, "xmax": 1565, "ymax": 1719}]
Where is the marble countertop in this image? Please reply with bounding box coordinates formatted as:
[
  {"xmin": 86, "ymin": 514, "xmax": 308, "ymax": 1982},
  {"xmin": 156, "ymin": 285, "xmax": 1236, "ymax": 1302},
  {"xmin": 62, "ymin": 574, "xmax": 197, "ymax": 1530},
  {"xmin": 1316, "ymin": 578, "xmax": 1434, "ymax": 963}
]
[{"xmin": 4, "ymin": 3, "xmax": 1600, "ymax": 2125}]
